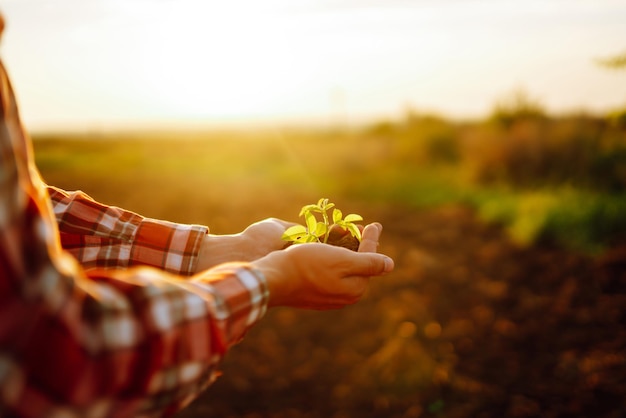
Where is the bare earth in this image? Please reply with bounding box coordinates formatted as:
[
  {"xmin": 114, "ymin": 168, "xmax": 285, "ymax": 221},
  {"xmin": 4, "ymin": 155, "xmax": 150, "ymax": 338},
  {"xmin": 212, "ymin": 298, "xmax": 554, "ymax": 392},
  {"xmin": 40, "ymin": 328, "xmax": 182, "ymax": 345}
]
[{"xmin": 175, "ymin": 203, "xmax": 626, "ymax": 418}]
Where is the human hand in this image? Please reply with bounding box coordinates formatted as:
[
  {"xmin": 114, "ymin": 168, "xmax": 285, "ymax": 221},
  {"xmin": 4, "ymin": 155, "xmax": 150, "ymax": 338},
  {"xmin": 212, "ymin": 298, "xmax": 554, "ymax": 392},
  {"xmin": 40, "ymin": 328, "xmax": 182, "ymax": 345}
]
[
  {"xmin": 196, "ymin": 218, "xmax": 295, "ymax": 272},
  {"xmin": 239, "ymin": 217, "xmax": 296, "ymax": 255},
  {"xmin": 252, "ymin": 223, "xmax": 394, "ymax": 310}
]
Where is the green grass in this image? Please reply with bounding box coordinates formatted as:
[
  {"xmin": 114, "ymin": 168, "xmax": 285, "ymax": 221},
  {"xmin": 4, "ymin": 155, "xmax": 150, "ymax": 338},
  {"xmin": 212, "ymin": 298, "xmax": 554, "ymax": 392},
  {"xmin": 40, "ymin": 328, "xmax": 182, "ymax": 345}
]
[
  {"xmin": 466, "ymin": 188, "xmax": 625, "ymax": 253},
  {"xmin": 348, "ymin": 166, "xmax": 626, "ymax": 253}
]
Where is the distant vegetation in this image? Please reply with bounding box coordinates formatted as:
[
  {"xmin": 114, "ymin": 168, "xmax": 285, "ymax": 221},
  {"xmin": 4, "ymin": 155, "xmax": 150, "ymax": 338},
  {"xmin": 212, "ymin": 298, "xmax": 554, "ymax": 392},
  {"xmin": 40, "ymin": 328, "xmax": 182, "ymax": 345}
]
[
  {"xmin": 33, "ymin": 93, "xmax": 626, "ymax": 254},
  {"xmin": 351, "ymin": 97, "xmax": 626, "ymax": 253},
  {"xmin": 596, "ymin": 51, "xmax": 626, "ymax": 70}
]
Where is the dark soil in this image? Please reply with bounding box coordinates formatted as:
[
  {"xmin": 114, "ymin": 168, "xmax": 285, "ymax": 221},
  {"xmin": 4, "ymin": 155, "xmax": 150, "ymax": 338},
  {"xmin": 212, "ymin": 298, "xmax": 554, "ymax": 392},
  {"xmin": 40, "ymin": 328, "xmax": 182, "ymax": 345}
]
[
  {"xmin": 175, "ymin": 203, "xmax": 626, "ymax": 418},
  {"xmin": 326, "ymin": 226, "xmax": 361, "ymax": 251}
]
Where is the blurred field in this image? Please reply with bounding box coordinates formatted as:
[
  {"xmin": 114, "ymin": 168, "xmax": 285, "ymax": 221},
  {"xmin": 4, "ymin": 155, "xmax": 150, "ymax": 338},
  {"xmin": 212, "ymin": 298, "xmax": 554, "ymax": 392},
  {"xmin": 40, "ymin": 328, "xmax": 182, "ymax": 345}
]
[{"xmin": 32, "ymin": 113, "xmax": 626, "ymax": 418}]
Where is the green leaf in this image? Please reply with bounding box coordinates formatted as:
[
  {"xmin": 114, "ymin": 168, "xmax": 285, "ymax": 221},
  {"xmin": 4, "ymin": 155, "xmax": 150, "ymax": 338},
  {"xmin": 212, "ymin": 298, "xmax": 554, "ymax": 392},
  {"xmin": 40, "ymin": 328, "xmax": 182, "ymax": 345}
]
[
  {"xmin": 305, "ymin": 211, "xmax": 318, "ymax": 232},
  {"xmin": 289, "ymin": 199, "xmax": 364, "ymax": 244},
  {"xmin": 282, "ymin": 225, "xmax": 308, "ymax": 241},
  {"xmin": 305, "ymin": 234, "xmax": 319, "ymax": 243},
  {"xmin": 333, "ymin": 208, "xmax": 343, "ymax": 224},
  {"xmin": 346, "ymin": 223, "xmax": 362, "ymax": 241},
  {"xmin": 344, "ymin": 214, "xmax": 363, "ymax": 223},
  {"xmin": 314, "ymin": 222, "xmax": 328, "ymax": 238},
  {"xmin": 318, "ymin": 198, "xmax": 335, "ymax": 211},
  {"xmin": 299, "ymin": 204, "xmax": 319, "ymax": 217}
]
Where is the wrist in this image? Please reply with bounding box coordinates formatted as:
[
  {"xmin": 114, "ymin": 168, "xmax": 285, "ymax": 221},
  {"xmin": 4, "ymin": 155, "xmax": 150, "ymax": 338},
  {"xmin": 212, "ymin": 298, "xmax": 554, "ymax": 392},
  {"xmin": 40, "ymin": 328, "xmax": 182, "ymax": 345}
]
[
  {"xmin": 196, "ymin": 233, "xmax": 247, "ymax": 272},
  {"xmin": 251, "ymin": 251, "xmax": 294, "ymax": 308}
]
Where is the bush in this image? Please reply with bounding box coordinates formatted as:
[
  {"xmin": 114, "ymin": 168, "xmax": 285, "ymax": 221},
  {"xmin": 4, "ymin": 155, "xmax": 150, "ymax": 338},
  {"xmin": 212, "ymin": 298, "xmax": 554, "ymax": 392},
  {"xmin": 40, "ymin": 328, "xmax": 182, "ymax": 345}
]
[
  {"xmin": 466, "ymin": 188, "xmax": 626, "ymax": 253},
  {"xmin": 542, "ymin": 192, "xmax": 626, "ymax": 252},
  {"xmin": 355, "ymin": 110, "xmax": 626, "ymax": 252},
  {"xmin": 490, "ymin": 89, "xmax": 547, "ymax": 128},
  {"xmin": 465, "ymin": 116, "xmax": 626, "ymax": 192},
  {"xmin": 608, "ymin": 107, "xmax": 626, "ymax": 129}
]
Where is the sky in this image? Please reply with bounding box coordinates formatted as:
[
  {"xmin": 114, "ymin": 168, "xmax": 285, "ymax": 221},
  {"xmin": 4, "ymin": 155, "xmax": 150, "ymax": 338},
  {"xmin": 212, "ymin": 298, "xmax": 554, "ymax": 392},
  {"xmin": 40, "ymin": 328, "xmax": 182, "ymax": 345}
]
[{"xmin": 1, "ymin": 0, "xmax": 625, "ymax": 132}]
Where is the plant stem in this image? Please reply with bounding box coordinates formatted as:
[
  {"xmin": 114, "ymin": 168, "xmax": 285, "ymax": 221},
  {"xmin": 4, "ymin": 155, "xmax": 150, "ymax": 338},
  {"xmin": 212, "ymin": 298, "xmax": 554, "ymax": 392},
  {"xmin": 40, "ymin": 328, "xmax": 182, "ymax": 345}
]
[{"xmin": 322, "ymin": 208, "xmax": 330, "ymax": 243}]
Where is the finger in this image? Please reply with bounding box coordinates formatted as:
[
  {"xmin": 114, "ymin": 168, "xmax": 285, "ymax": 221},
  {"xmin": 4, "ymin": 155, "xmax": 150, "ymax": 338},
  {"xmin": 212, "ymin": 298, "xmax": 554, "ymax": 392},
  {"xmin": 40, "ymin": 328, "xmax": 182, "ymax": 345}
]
[
  {"xmin": 339, "ymin": 275, "xmax": 370, "ymax": 303},
  {"xmin": 349, "ymin": 253, "xmax": 394, "ymax": 276},
  {"xmin": 358, "ymin": 222, "xmax": 382, "ymax": 253}
]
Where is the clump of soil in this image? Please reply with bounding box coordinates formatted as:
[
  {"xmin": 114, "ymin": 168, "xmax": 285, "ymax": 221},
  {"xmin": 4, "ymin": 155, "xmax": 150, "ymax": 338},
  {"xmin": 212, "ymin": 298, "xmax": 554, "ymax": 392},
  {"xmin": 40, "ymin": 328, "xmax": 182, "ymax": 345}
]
[{"xmin": 325, "ymin": 226, "xmax": 360, "ymax": 251}]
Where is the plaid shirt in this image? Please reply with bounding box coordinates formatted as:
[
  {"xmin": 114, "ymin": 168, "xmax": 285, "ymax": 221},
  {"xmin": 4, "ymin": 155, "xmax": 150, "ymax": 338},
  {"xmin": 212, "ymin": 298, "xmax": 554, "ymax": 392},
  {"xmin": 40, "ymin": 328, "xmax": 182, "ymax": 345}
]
[
  {"xmin": 48, "ymin": 186, "xmax": 209, "ymax": 276},
  {"xmin": 0, "ymin": 57, "xmax": 269, "ymax": 417}
]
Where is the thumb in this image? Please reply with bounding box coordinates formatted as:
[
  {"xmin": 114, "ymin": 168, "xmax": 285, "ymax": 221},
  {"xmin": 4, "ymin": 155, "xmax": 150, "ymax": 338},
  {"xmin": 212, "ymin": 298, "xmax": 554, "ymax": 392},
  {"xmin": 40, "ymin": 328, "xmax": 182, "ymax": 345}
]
[{"xmin": 358, "ymin": 222, "xmax": 382, "ymax": 253}]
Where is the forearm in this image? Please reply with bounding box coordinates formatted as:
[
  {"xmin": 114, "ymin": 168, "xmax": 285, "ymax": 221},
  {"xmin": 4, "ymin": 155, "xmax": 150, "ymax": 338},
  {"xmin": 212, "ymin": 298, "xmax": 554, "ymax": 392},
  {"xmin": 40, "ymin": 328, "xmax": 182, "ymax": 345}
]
[
  {"xmin": 49, "ymin": 185, "xmax": 208, "ymax": 275},
  {"xmin": 196, "ymin": 234, "xmax": 247, "ymax": 272}
]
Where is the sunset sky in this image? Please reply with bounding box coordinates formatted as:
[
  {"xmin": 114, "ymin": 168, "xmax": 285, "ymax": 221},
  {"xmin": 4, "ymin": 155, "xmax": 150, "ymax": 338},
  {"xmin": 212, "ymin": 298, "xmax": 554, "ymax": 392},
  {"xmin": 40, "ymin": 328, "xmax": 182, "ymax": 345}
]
[{"xmin": 1, "ymin": 0, "xmax": 626, "ymax": 131}]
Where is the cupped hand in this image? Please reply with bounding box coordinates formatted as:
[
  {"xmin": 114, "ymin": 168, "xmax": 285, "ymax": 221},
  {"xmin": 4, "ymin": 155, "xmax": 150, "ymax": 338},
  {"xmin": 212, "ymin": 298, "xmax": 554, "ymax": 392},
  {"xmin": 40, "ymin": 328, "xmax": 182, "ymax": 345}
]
[
  {"xmin": 195, "ymin": 218, "xmax": 295, "ymax": 272},
  {"xmin": 252, "ymin": 222, "xmax": 394, "ymax": 310}
]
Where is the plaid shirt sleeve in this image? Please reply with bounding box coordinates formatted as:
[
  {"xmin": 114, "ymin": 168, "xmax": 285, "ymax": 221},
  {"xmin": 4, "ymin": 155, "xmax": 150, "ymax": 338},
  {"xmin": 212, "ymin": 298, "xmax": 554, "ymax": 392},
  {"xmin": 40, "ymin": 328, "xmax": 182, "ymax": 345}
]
[
  {"xmin": 48, "ymin": 186, "xmax": 208, "ymax": 276},
  {"xmin": 0, "ymin": 56, "xmax": 269, "ymax": 418}
]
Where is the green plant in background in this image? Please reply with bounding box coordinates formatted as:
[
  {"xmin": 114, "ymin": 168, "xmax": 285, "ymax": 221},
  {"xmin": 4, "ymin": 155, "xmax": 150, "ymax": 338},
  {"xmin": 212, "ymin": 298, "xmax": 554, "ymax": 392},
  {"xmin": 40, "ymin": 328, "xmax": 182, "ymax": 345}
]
[
  {"xmin": 489, "ymin": 88, "xmax": 547, "ymax": 128},
  {"xmin": 282, "ymin": 198, "xmax": 363, "ymax": 246}
]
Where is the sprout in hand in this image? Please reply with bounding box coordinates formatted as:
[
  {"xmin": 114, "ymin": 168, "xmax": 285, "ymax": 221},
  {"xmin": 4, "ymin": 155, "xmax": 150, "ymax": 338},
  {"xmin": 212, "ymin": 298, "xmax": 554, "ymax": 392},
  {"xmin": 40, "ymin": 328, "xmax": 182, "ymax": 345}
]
[{"xmin": 281, "ymin": 198, "xmax": 363, "ymax": 251}]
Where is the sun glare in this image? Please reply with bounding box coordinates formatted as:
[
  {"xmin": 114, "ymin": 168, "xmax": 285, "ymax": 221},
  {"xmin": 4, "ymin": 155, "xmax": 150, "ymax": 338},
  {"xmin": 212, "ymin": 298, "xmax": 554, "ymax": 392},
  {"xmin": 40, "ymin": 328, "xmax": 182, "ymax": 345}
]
[
  {"xmin": 3, "ymin": 0, "xmax": 626, "ymax": 130},
  {"xmin": 141, "ymin": 4, "xmax": 293, "ymax": 118},
  {"xmin": 94, "ymin": 2, "xmax": 302, "ymax": 121}
]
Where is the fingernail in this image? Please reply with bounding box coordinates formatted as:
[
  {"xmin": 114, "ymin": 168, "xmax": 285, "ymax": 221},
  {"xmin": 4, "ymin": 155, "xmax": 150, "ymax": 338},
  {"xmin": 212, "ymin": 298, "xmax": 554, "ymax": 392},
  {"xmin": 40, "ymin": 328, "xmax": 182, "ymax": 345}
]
[{"xmin": 383, "ymin": 256, "xmax": 394, "ymax": 273}]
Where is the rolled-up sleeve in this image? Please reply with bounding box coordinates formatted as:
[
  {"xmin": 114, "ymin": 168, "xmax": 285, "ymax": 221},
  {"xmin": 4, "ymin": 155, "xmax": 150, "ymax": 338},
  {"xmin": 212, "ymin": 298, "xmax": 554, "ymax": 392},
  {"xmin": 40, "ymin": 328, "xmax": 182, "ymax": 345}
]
[{"xmin": 49, "ymin": 186, "xmax": 208, "ymax": 275}]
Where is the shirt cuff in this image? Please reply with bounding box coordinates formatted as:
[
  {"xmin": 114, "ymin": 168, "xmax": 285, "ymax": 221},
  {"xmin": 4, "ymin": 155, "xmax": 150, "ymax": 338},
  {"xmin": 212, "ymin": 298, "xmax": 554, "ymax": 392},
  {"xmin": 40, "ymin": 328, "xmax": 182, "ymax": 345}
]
[
  {"xmin": 191, "ymin": 263, "xmax": 270, "ymax": 352},
  {"xmin": 130, "ymin": 218, "xmax": 209, "ymax": 276}
]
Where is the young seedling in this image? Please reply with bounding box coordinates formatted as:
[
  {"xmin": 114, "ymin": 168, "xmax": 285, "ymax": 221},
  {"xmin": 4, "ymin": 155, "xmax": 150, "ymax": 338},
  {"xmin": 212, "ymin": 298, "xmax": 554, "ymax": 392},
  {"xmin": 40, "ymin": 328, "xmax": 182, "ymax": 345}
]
[{"xmin": 281, "ymin": 198, "xmax": 364, "ymax": 251}]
